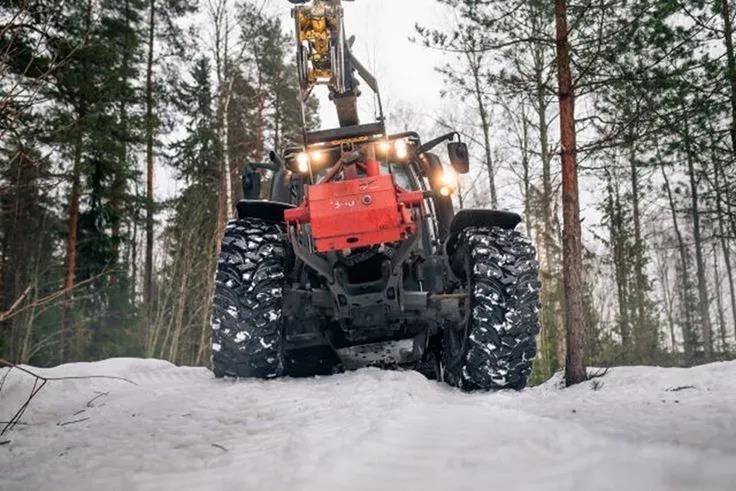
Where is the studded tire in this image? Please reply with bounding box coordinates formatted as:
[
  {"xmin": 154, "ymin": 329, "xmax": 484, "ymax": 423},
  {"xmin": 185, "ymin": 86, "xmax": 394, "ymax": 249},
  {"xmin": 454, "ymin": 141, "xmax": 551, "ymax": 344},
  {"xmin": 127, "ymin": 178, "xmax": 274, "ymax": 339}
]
[
  {"xmin": 211, "ymin": 218, "xmax": 287, "ymax": 379},
  {"xmin": 443, "ymin": 226, "xmax": 540, "ymax": 391}
]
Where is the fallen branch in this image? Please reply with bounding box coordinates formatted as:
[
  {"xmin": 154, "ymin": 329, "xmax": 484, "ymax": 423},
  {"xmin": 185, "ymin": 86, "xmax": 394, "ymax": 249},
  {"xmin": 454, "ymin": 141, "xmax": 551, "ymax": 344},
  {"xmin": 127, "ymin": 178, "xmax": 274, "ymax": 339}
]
[
  {"xmin": 665, "ymin": 385, "xmax": 696, "ymax": 392},
  {"xmin": 1, "ymin": 374, "xmax": 46, "ymax": 436},
  {"xmin": 211, "ymin": 443, "xmax": 229, "ymax": 452},
  {"xmin": 587, "ymin": 366, "xmax": 610, "ymax": 381},
  {"xmin": 0, "ymin": 359, "xmax": 136, "ymax": 436},
  {"xmin": 86, "ymin": 392, "xmax": 109, "ymax": 408},
  {"xmin": 0, "ymin": 359, "xmax": 137, "ymax": 385},
  {"xmin": 58, "ymin": 417, "xmax": 90, "ymax": 427}
]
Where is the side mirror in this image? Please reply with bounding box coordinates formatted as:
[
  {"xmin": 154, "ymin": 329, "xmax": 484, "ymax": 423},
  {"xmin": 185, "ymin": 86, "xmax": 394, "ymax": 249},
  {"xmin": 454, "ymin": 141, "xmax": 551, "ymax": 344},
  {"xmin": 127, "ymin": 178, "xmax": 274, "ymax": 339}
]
[
  {"xmin": 242, "ymin": 170, "xmax": 262, "ymax": 200},
  {"xmin": 447, "ymin": 142, "xmax": 470, "ymax": 174}
]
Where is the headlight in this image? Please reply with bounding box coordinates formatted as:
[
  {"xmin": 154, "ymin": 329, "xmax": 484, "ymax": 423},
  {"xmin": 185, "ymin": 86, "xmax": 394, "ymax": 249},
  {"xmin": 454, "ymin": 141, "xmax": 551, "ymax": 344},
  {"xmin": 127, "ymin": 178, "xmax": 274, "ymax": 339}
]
[
  {"xmin": 438, "ymin": 168, "xmax": 458, "ymax": 197},
  {"xmin": 377, "ymin": 140, "xmax": 392, "ymax": 155},
  {"xmin": 394, "ymin": 139, "xmax": 409, "ymax": 160},
  {"xmin": 296, "ymin": 152, "xmax": 310, "ymax": 173},
  {"xmin": 310, "ymin": 150, "xmax": 324, "ymax": 163}
]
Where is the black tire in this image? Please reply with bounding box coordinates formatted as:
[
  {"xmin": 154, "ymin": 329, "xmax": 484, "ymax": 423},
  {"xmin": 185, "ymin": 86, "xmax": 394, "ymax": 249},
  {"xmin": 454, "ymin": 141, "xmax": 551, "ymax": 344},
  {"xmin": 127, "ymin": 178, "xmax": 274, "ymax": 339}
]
[
  {"xmin": 211, "ymin": 218, "xmax": 288, "ymax": 379},
  {"xmin": 443, "ymin": 226, "xmax": 540, "ymax": 391}
]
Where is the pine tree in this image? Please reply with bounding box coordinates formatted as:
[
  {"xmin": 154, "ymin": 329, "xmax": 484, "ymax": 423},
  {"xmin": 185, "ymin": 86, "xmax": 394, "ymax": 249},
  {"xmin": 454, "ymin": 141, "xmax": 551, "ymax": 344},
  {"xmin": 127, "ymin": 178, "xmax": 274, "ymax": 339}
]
[{"xmin": 150, "ymin": 56, "xmax": 222, "ymax": 363}]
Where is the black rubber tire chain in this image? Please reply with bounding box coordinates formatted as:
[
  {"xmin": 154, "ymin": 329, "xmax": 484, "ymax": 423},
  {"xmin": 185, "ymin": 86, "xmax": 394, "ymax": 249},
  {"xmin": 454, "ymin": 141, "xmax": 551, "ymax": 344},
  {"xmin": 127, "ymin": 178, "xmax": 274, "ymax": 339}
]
[
  {"xmin": 211, "ymin": 218, "xmax": 287, "ymax": 378},
  {"xmin": 444, "ymin": 226, "xmax": 541, "ymax": 390}
]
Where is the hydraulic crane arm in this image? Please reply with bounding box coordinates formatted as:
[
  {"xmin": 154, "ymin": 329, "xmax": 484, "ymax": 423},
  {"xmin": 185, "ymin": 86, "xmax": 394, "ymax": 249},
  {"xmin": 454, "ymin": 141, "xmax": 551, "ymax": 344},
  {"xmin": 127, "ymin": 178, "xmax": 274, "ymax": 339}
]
[{"xmin": 288, "ymin": 0, "xmax": 384, "ymax": 130}]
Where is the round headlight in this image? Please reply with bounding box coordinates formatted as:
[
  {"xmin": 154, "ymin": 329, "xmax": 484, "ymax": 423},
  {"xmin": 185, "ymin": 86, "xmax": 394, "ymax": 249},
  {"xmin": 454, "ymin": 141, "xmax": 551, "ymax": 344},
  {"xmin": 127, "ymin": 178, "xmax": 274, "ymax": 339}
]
[
  {"xmin": 296, "ymin": 152, "xmax": 310, "ymax": 173},
  {"xmin": 438, "ymin": 169, "xmax": 458, "ymax": 196},
  {"xmin": 394, "ymin": 140, "xmax": 409, "ymax": 160},
  {"xmin": 377, "ymin": 140, "xmax": 392, "ymax": 155},
  {"xmin": 310, "ymin": 150, "xmax": 324, "ymax": 163}
]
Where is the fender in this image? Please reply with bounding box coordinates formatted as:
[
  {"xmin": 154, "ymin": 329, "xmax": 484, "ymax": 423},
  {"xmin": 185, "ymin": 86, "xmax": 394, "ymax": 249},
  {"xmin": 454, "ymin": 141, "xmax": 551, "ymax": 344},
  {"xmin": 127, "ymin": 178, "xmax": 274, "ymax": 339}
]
[
  {"xmin": 445, "ymin": 209, "xmax": 522, "ymax": 254},
  {"xmin": 236, "ymin": 200, "xmax": 295, "ymax": 223}
]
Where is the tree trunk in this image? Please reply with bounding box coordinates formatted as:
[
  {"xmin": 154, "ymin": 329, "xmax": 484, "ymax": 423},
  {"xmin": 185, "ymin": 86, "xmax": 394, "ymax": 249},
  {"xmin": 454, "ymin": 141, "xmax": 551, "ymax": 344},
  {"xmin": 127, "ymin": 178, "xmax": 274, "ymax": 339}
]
[
  {"xmin": 468, "ymin": 52, "xmax": 497, "ymax": 208},
  {"xmin": 607, "ymin": 173, "xmax": 632, "ymax": 356},
  {"xmin": 61, "ymin": 126, "xmax": 84, "ymax": 363},
  {"xmin": 112, "ymin": 0, "xmax": 131, "ymax": 266},
  {"xmin": 628, "ymin": 144, "xmax": 651, "ymax": 361},
  {"xmin": 656, "ymin": 245, "xmax": 677, "ymax": 352},
  {"xmin": 144, "ymin": 0, "xmax": 156, "ymax": 319},
  {"xmin": 712, "ymin": 148, "xmax": 736, "ymax": 345},
  {"xmin": 554, "ymin": 0, "xmax": 586, "ymax": 386},
  {"xmin": 532, "ymin": 42, "xmax": 563, "ymax": 375},
  {"xmin": 712, "ymin": 243, "xmax": 727, "ymax": 355},
  {"xmin": 521, "ymin": 106, "xmax": 532, "ymax": 233},
  {"xmin": 683, "ymin": 127, "xmax": 712, "ymax": 359},
  {"xmin": 661, "ymin": 162, "xmax": 696, "ymax": 359},
  {"xmin": 534, "ymin": 45, "xmax": 554, "ymax": 274},
  {"xmin": 718, "ymin": 0, "xmax": 736, "ymax": 154},
  {"xmin": 222, "ymin": 13, "xmax": 232, "ymax": 215}
]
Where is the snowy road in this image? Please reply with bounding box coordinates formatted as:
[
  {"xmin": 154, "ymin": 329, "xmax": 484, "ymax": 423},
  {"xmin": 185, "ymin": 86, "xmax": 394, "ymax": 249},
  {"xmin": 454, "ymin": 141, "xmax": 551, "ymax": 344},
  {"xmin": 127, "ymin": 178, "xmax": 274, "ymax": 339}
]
[{"xmin": 1, "ymin": 359, "xmax": 735, "ymax": 491}]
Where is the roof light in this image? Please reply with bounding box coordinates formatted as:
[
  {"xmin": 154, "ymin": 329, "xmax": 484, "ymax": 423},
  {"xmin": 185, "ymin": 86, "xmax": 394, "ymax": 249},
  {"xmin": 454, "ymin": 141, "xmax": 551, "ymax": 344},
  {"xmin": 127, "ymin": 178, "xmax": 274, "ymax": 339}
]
[
  {"xmin": 310, "ymin": 150, "xmax": 324, "ymax": 163},
  {"xmin": 438, "ymin": 168, "xmax": 458, "ymax": 197},
  {"xmin": 296, "ymin": 152, "xmax": 310, "ymax": 173},
  {"xmin": 377, "ymin": 140, "xmax": 392, "ymax": 155},
  {"xmin": 394, "ymin": 139, "xmax": 409, "ymax": 160}
]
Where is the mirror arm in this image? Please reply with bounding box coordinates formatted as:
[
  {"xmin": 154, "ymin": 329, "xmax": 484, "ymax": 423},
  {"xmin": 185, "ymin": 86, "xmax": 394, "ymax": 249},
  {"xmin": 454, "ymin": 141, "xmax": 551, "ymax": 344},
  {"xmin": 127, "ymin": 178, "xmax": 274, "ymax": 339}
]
[
  {"xmin": 249, "ymin": 161, "xmax": 280, "ymax": 172},
  {"xmin": 416, "ymin": 131, "xmax": 458, "ymax": 155}
]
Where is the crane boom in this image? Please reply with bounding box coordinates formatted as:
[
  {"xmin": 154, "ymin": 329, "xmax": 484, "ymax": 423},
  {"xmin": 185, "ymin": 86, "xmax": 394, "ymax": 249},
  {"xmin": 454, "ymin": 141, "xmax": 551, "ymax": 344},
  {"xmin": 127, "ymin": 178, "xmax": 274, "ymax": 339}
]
[{"xmin": 288, "ymin": 0, "xmax": 384, "ymax": 133}]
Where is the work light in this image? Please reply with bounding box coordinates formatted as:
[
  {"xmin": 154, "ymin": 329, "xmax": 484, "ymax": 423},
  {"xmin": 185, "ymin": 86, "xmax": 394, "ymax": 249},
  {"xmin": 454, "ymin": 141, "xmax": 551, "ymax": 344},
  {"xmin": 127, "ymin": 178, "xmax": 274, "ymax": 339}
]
[
  {"xmin": 438, "ymin": 168, "xmax": 458, "ymax": 197},
  {"xmin": 394, "ymin": 139, "xmax": 409, "ymax": 160},
  {"xmin": 296, "ymin": 152, "xmax": 310, "ymax": 173}
]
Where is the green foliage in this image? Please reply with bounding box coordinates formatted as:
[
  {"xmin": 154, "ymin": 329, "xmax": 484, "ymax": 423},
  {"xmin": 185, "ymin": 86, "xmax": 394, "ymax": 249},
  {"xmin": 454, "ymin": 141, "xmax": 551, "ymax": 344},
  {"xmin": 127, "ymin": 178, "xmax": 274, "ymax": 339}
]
[{"xmin": 1, "ymin": 0, "xmax": 313, "ymax": 366}]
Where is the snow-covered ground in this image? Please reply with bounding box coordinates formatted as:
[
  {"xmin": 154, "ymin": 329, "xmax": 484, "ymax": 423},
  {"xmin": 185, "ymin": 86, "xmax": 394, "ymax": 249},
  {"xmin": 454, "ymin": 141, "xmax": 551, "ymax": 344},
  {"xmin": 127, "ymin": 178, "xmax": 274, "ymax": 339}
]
[{"xmin": 1, "ymin": 360, "xmax": 735, "ymax": 491}]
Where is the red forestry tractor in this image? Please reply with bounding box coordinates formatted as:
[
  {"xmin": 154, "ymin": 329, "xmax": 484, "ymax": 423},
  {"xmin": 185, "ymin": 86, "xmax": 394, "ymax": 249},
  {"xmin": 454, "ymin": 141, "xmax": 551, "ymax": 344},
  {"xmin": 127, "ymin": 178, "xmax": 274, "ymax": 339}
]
[{"xmin": 211, "ymin": 0, "xmax": 540, "ymax": 390}]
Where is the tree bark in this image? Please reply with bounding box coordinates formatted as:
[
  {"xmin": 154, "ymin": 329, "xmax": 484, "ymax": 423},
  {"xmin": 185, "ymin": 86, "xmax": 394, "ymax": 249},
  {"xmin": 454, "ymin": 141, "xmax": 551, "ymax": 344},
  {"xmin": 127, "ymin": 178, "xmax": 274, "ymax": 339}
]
[
  {"xmin": 655, "ymin": 244, "xmax": 677, "ymax": 352},
  {"xmin": 468, "ymin": 51, "xmax": 497, "ymax": 208},
  {"xmin": 607, "ymin": 173, "xmax": 632, "ymax": 355},
  {"xmin": 683, "ymin": 126, "xmax": 712, "ymax": 360},
  {"xmin": 718, "ymin": 0, "xmax": 736, "ymax": 155},
  {"xmin": 222, "ymin": 11, "xmax": 232, "ymax": 215},
  {"xmin": 532, "ymin": 41, "xmax": 563, "ymax": 376},
  {"xmin": 61, "ymin": 125, "xmax": 84, "ymax": 363},
  {"xmin": 533, "ymin": 41, "xmax": 566, "ymax": 374},
  {"xmin": 554, "ymin": 0, "xmax": 586, "ymax": 386},
  {"xmin": 534, "ymin": 46, "xmax": 554, "ymax": 273},
  {"xmin": 628, "ymin": 144, "xmax": 651, "ymax": 361},
  {"xmin": 521, "ymin": 106, "xmax": 532, "ymax": 233},
  {"xmin": 112, "ymin": 0, "xmax": 131, "ymax": 266},
  {"xmin": 144, "ymin": 0, "xmax": 156, "ymax": 320},
  {"xmin": 712, "ymin": 243, "xmax": 727, "ymax": 354},
  {"xmin": 660, "ymin": 162, "xmax": 696, "ymax": 359},
  {"xmin": 712, "ymin": 148, "xmax": 736, "ymax": 345}
]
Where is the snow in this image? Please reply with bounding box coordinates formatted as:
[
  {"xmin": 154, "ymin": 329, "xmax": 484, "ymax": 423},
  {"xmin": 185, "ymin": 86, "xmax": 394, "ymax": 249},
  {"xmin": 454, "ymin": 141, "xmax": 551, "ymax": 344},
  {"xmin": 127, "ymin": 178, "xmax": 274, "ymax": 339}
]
[{"xmin": 1, "ymin": 360, "xmax": 735, "ymax": 491}]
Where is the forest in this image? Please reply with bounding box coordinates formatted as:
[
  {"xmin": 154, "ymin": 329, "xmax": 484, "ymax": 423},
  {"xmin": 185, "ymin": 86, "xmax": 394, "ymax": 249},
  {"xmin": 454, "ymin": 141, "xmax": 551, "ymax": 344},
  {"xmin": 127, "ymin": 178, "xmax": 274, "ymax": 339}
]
[{"xmin": 2, "ymin": 0, "xmax": 735, "ymax": 384}]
